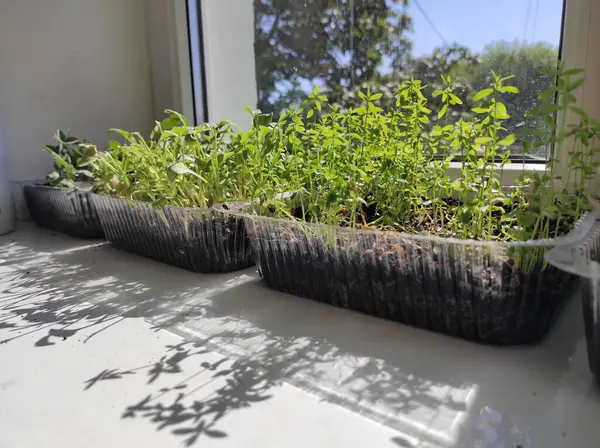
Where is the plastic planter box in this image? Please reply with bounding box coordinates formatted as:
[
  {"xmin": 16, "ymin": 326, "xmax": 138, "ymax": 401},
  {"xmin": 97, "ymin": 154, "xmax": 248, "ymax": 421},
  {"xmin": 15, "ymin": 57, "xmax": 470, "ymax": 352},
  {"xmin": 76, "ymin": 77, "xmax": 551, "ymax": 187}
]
[
  {"xmin": 240, "ymin": 213, "xmax": 597, "ymax": 345},
  {"xmin": 23, "ymin": 185, "xmax": 104, "ymax": 238},
  {"xmin": 90, "ymin": 194, "xmax": 254, "ymax": 273},
  {"xmin": 546, "ymin": 213, "xmax": 600, "ymax": 384}
]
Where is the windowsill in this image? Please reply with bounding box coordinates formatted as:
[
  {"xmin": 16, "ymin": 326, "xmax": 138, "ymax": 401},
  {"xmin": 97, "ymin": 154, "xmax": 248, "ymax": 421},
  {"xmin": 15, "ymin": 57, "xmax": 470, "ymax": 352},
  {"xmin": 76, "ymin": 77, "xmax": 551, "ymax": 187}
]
[
  {"xmin": 2, "ymin": 223, "xmax": 600, "ymax": 447},
  {"xmin": 446, "ymin": 161, "xmax": 547, "ymax": 187}
]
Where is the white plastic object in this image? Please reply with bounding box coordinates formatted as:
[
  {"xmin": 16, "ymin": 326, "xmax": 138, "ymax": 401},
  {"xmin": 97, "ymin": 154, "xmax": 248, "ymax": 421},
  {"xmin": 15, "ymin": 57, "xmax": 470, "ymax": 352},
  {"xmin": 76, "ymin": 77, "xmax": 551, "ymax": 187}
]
[
  {"xmin": 0, "ymin": 124, "xmax": 15, "ymax": 235},
  {"xmin": 546, "ymin": 212, "xmax": 600, "ymax": 384},
  {"xmin": 545, "ymin": 211, "xmax": 600, "ymax": 280}
]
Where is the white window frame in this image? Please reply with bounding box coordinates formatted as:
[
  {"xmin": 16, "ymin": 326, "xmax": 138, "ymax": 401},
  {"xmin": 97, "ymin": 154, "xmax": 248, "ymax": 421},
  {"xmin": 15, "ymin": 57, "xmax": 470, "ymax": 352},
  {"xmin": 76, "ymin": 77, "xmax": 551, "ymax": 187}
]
[
  {"xmin": 144, "ymin": 0, "xmax": 196, "ymax": 123},
  {"xmin": 194, "ymin": 0, "xmax": 257, "ymax": 131},
  {"xmin": 176, "ymin": 0, "xmax": 600, "ymax": 190}
]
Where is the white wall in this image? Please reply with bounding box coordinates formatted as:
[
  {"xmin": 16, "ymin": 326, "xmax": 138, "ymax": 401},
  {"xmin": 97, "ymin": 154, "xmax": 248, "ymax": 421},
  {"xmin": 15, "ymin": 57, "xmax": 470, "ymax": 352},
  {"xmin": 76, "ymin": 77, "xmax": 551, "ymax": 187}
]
[{"xmin": 0, "ymin": 0, "xmax": 154, "ymax": 217}]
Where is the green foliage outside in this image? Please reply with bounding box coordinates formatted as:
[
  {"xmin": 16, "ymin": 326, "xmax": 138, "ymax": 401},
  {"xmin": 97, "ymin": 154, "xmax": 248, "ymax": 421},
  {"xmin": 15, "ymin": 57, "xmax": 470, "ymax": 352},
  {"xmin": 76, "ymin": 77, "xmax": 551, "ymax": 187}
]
[
  {"xmin": 468, "ymin": 42, "xmax": 559, "ymax": 155},
  {"xmin": 253, "ymin": 0, "xmax": 559, "ymax": 158},
  {"xmin": 254, "ymin": 0, "xmax": 412, "ymax": 114}
]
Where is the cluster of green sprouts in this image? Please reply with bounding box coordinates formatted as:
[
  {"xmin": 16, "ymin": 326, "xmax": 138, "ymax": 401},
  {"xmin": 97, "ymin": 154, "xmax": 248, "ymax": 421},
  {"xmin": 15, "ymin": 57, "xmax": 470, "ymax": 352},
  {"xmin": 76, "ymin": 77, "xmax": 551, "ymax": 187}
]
[
  {"xmin": 42, "ymin": 130, "xmax": 96, "ymax": 188},
  {"xmin": 247, "ymin": 65, "xmax": 598, "ymax": 243},
  {"xmin": 71, "ymin": 66, "xmax": 597, "ymax": 245},
  {"xmin": 86, "ymin": 111, "xmax": 283, "ymax": 209}
]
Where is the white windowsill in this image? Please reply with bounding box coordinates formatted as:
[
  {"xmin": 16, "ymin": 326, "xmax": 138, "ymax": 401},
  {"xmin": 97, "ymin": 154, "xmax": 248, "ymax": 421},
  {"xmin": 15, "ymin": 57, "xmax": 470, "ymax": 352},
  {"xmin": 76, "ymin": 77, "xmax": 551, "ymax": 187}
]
[
  {"xmin": 446, "ymin": 161, "xmax": 546, "ymax": 188},
  {"xmin": 2, "ymin": 223, "xmax": 600, "ymax": 447}
]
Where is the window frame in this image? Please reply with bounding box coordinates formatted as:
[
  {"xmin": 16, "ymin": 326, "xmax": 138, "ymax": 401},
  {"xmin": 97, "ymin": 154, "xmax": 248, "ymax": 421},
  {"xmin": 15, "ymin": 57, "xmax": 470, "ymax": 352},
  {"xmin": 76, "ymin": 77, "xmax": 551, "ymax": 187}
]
[{"xmin": 180, "ymin": 0, "xmax": 600, "ymax": 190}]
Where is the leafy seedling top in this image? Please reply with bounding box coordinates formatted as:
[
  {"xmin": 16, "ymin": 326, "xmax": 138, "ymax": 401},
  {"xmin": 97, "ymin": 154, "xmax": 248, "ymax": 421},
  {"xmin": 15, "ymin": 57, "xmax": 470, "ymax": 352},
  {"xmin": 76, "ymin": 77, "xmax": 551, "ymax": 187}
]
[{"xmin": 43, "ymin": 130, "xmax": 96, "ymax": 189}]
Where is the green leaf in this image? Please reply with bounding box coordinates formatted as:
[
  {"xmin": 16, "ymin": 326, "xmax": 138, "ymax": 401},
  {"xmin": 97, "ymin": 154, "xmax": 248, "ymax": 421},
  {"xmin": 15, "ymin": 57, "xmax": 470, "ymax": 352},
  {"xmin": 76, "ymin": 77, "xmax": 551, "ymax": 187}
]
[
  {"xmin": 163, "ymin": 110, "xmax": 189, "ymax": 128},
  {"xmin": 369, "ymin": 93, "xmax": 383, "ymax": 101},
  {"xmin": 115, "ymin": 180, "xmax": 129, "ymax": 195},
  {"xmin": 473, "ymin": 88, "xmax": 493, "ymax": 101},
  {"xmin": 567, "ymin": 78, "xmax": 585, "ymax": 92},
  {"xmin": 56, "ymin": 130, "xmax": 68, "ymax": 144},
  {"xmin": 47, "ymin": 151, "xmax": 74, "ymax": 173},
  {"xmin": 502, "ymin": 86, "xmax": 520, "ymax": 94},
  {"xmin": 459, "ymin": 208, "xmax": 472, "ymax": 223},
  {"xmin": 164, "ymin": 126, "xmax": 190, "ymax": 137},
  {"xmin": 438, "ymin": 104, "xmax": 448, "ymax": 120},
  {"xmin": 47, "ymin": 171, "xmax": 60, "ymax": 181},
  {"xmin": 563, "ymin": 68, "xmax": 585, "ymax": 76},
  {"xmin": 62, "ymin": 136, "xmax": 80, "ymax": 145},
  {"xmin": 58, "ymin": 179, "xmax": 76, "ymax": 189},
  {"xmin": 167, "ymin": 162, "xmax": 203, "ymax": 181},
  {"xmin": 472, "ymin": 107, "xmax": 488, "ymax": 114},
  {"xmin": 326, "ymin": 191, "xmax": 338, "ymax": 205},
  {"xmin": 517, "ymin": 211, "xmax": 537, "ymax": 228},
  {"xmin": 109, "ymin": 128, "xmax": 133, "ymax": 141},
  {"xmin": 475, "ymin": 137, "xmax": 493, "ymax": 144},
  {"xmin": 43, "ymin": 145, "xmax": 59, "ymax": 155},
  {"xmin": 76, "ymin": 169, "xmax": 93, "ymax": 178},
  {"xmin": 542, "ymin": 205, "xmax": 559, "ymax": 219},
  {"xmin": 307, "ymin": 109, "xmax": 314, "ymax": 119},
  {"xmin": 108, "ymin": 140, "xmax": 121, "ymax": 152},
  {"xmin": 253, "ymin": 113, "xmax": 273, "ymax": 127},
  {"xmin": 497, "ymin": 134, "xmax": 516, "ymax": 146},
  {"xmin": 152, "ymin": 197, "xmax": 168, "ymax": 209},
  {"xmin": 570, "ymin": 106, "xmax": 588, "ymax": 120},
  {"xmin": 78, "ymin": 144, "xmax": 98, "ymax": 167},
  {"xmin": 451, "ymin": 180, "xmax": 464, "ymax": 192},
  {"xmin": 491, "ymin": 102, "xmax": 510, "ymax": 120},
  {"xmin": 449, "ymin": 93, "xmax": 463, "ymax": 105},
  {"xmin": 154, "ymin": 115, "xmax": 184, "ymax": 136}
]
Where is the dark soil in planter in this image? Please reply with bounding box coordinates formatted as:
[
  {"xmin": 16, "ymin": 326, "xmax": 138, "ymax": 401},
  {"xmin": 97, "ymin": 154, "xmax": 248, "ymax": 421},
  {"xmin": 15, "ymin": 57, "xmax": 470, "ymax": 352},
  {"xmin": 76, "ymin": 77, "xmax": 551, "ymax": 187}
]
[
  {"xmin": 91, "ymin": 195, "xmax": 254, "ymax": 273},
  {"xmin": 244, "ymin": 217, "xmax": 575, "ymax": 345},
  {"xmin": 23, "ymin": 185, "xmax": 104, "ymax": 239}
]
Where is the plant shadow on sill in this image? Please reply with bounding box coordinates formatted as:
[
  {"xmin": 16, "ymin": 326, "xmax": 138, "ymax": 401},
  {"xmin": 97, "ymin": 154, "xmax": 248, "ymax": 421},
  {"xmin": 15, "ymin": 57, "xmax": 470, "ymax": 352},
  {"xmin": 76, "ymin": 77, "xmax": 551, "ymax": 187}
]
[
  {"xmin": 0, "ymin": 227, "xmax": 105, "ymax": 266},
  {"xmin": 0, "ymin": 228, "xmax": 589, "ymax": 447}
]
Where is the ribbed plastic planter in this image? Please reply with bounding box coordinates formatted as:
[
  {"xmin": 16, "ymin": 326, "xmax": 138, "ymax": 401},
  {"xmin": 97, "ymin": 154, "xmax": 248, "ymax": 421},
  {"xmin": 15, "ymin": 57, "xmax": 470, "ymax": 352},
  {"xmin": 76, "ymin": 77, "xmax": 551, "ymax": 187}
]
[
  {"xmin": 240, "ymin": 213, "xmax": 597, "ymax": 345},
  {"xmin": 23, "ymin": 185, "xmax": 104, "ymax": 238},
  {"xmin": 546, "ymin": 215, "xmax": 600, "ymax": 384},
  {"xmin": 91, "ymin": 194, "xmax": 254, "ymax": 272}
]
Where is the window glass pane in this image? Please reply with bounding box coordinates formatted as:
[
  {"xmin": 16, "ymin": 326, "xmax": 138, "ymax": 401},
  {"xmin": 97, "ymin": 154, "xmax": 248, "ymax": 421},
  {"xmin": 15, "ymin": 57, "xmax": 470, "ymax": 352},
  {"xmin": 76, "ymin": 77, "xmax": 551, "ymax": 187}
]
[{"xmin": 253, "ymin": 0, "xmax": 564, "ymax": 159}]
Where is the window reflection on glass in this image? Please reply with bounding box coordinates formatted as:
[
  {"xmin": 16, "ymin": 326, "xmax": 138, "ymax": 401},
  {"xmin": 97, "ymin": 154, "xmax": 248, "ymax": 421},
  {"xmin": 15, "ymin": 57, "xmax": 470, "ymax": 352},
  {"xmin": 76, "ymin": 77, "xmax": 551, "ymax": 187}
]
[{"xmin": 253, "ymin": 0, "xmax": 564, "ymax": 158}]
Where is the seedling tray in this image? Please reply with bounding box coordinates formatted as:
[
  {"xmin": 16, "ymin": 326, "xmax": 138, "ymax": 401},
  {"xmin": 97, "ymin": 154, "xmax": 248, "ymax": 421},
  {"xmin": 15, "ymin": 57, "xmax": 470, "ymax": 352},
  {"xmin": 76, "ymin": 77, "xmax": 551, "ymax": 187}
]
[
  {"xmin": 239, "ymin": 213, "xmax": 596, "ymax": 345},
  {"xmin": 23, "ymin": 185, "xmax": 104, "ymax": 238},
  {"xmin": 91, "ymin": 195, "xmax": 254, "ymax": 273}
]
